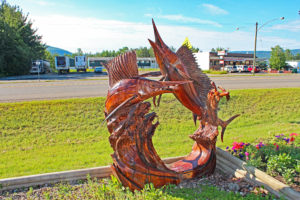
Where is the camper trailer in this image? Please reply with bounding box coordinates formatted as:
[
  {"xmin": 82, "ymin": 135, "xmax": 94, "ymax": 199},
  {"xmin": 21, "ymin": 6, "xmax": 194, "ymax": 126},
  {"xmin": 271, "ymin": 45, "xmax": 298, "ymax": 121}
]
[
  {"xmin": 55, "ymin": 56, "xmax": 73, "ymax": 74},
  {"xmin": 75, "ymin": 56, "xmax": 87, "ymax": 72}
]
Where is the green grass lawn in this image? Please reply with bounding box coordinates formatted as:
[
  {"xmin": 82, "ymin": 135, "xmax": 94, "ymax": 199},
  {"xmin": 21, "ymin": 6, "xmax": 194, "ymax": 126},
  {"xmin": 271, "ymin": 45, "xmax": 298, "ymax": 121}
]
[{"xmin": 0, "ymin": 88, "xmax": 300, "ymax": 179}]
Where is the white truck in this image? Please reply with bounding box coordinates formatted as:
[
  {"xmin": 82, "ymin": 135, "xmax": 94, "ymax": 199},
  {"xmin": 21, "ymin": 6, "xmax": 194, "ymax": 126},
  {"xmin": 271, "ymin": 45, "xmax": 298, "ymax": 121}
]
[
  {"xmin": 75, "ymin": 56, "xmax": 87, "ymax": 72},
  {"xmin": 55, "ymin": 56, "xmax": 73, "ymax": 74},
  {"xmin": 30, "ymin": 60, "xmax": 51, "ymax": 74}
]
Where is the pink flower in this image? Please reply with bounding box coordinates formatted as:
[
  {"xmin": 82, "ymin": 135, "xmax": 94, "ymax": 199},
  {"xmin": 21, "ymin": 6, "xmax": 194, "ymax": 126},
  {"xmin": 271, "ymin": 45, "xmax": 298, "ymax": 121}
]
[
  {"xmin": 290, "ymin": 133, "xmax": 298, "ymax": 137},
  {"xmin": 245, "ymin": 152, "xmax": 249, "ymax": 160}
]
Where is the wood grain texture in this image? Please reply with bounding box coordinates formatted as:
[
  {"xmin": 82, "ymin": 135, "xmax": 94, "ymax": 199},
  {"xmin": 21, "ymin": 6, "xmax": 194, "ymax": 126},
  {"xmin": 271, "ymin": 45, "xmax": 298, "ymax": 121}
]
[{"xmin": 104, "ymin": 20, "xmax": 239, "ymax": 191}]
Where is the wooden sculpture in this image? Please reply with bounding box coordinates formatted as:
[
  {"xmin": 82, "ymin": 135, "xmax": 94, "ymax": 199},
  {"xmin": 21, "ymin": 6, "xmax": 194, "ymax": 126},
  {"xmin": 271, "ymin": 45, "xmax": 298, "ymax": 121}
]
[{"xmin": 104, "ymin": 20, "xmax": 239, "ymax": 191}]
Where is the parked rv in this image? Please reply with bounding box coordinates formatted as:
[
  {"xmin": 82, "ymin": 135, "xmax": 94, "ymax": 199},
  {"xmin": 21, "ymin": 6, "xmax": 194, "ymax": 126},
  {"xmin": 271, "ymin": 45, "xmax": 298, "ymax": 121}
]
[
  {"xmin": 55, "ymin": 56, "xmax": 72, "ymax": 74},
  {"xmin": 75, "ymin": 56, "xmax": 87, "ymax": 72},
  {"xmin": 30, "ymin": 60, "xmax": 51, "ymax": 74}
]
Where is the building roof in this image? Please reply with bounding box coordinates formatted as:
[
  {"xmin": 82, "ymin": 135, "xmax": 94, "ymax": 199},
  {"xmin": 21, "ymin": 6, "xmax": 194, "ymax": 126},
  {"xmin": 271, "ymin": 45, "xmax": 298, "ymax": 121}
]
[{"xmin": 210, "ymin": 52, "xmax": 254, "ymax": 58}]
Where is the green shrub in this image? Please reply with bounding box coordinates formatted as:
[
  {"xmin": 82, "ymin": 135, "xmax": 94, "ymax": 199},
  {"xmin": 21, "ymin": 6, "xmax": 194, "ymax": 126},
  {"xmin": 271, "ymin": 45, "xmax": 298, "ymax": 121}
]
[{"xmin": 203, "ymin": 70, "xmax": 227, "ymax": 74}]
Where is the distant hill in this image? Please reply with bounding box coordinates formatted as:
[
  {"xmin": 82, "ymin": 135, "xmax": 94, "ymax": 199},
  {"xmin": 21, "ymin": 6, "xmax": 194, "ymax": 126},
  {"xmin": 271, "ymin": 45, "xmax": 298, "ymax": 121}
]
[
  {"xmin": 231, "ymin": 49, "xmax": 300, "ymax": 59},
  {"xmin": 46, "ymin": 46, "xmax": 72, "ymax": 56}
]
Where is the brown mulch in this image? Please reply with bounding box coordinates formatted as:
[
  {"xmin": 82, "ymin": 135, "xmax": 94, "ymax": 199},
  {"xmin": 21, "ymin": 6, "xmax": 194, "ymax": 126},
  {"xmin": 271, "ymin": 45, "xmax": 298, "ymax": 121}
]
[{"xmin": 273, "ymin": 175, "xmax": 300, "ymax": 192}]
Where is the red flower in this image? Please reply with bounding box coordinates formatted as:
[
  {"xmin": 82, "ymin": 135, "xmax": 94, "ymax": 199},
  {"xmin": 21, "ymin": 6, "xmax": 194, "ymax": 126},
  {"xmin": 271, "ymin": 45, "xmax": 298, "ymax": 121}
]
[
  {"xmin": 255, "ymin": 145, "xmax": 260, "ymax": 149},
  {"xmin": 276, "ymin": 145, "xmax": 279, "ymax": 151},
  {"xmin": 232, "ymin": 142, "xmax": 245, "ymax": 150},
  {"xmin": 290, "ymin": 137, "xmax": 295, "ymax": 142}
]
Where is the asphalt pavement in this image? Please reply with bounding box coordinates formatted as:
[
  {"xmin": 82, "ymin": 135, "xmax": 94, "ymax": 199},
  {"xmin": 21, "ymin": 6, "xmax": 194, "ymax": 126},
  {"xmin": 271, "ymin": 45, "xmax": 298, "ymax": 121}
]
[{"xmin": 1, "ymin": 73, "xmax": 300, "ymax": 102}]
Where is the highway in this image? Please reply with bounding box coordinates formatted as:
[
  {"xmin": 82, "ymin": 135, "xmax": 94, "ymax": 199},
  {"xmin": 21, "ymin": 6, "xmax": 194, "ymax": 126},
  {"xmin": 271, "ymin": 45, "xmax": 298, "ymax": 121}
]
[{"xmin": 1, "ymin": 74, "xmax": 300, "ymax": 102}]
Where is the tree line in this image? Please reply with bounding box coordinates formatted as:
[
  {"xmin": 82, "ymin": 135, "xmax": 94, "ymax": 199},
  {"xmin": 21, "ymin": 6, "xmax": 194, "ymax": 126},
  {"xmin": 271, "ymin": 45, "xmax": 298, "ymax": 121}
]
[
  {"xmin": 70, "ymin": 46, "xmax": 157, "ymax": 58},
  {"xmin": 269, "ymin": 45, "xmax": 300, "ymax": 70},
  {"xmin": 0, "ymin": 1, "xmax": 47, "ymax": 76}
]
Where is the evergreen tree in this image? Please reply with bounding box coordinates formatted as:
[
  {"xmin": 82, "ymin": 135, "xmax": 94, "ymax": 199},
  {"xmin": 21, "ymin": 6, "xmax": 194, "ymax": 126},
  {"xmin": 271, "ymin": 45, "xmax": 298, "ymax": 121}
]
[
  {"xmin": 269, "ymin": 45, "xmax": 286, "ymax": 70},
  {"xmin": 211, "ymin": 47, "xmax": 225, "ymax": 52},
  {"xmin": 182, "ymin": 37, "xmax": 193, "ymax": 49},
  {"xmin": 294, "ymin": 53, "xmax": 300, "ymax": 60},
  {"xmin": 182, "ymin": 37, "xmax": 199, "ymax": 53},
  {"xmin": 284, "ymin": 49, "xmax": 293, "ymax": 61},
  {"xmin": 0, "ymin": 1, "xmax": 45, "ymax": 76}
]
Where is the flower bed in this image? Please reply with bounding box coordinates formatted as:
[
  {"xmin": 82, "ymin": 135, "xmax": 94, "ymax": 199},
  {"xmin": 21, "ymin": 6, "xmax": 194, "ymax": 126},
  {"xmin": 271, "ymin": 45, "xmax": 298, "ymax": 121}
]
[{"xmin": 225, "ymin": 133, "xmax": 299, "ymax": 192}]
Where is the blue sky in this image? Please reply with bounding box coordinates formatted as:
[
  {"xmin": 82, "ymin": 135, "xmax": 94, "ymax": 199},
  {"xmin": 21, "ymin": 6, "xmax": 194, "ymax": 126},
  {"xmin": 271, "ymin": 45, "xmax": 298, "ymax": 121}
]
[{"xmin": 7, "ymin": 0, "xmax": 300, "ymax": 53}]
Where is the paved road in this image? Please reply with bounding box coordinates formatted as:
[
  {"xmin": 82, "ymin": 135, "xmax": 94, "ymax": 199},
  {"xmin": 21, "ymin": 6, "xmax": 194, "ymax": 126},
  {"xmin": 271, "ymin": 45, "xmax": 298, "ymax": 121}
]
[{"xmin": 1, "ymin": 74, "xmax": 300, "ymax": 102}]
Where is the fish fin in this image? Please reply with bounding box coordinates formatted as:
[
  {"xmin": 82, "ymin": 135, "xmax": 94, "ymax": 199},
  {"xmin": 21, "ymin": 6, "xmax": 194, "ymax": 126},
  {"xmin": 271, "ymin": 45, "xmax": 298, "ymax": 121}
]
[
  {"xmin": 220, "ymin": 114, "xmax": 240, "ymax": 142},
  {"xmin": 106, "ymin": 51, "xmax": 139, "ymax": 87},
  {"xmin": 193, "ymin": 113, "xmax": 197, "ymax": 126},
  {"xmin": 153, "ymin": 95, "xmax": 157, "ymax": 107},
  {"xmin": 176, "ymin": 45, "xmax": 213, "ymax": 107},
  {"xmin": 157, "ymin": 94, "xmax": 162, "ymax": 107},
  {"xmin": 101, "ymin": 95, "xmax": 137, "ymax": 126}
]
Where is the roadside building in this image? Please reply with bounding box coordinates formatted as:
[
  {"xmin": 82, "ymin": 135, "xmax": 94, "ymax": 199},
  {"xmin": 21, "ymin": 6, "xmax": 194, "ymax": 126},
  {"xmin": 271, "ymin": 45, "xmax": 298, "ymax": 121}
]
[
  {"xmin": 286, "ymin": 60, "xmax": 300, "ymax": 73},
  {"xmin": 137, "ymin": 57, "xmax": 157, "ymax": 68},
  {"xmin": 193, "ymin": 51, "xmax": 254, "ymax": 71}
]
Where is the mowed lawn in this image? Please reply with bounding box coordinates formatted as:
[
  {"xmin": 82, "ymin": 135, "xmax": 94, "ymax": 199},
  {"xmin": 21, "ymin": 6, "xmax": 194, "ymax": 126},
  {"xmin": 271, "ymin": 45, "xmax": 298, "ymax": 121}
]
[{"xmin": 1, "ymin": 88, "xmax": 300, "ymax": 178}]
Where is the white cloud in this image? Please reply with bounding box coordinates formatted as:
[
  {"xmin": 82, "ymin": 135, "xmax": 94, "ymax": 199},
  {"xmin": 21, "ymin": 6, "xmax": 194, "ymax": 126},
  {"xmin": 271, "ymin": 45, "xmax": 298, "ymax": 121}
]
[
  {"xmin": 202, "ymin": 4, "xmax": 229, "ymax": 15},
  {"xmin": 30, "ymin": 14, "xmax": 300, "ymax": 53},
  {"xmin": 270, "ymin": 19, "xmax": 300, "ymax": 32},
  {"xmin": 36, "ymin": 1, "xmax": 56, "ymax": 6},
  {"xmin": 158, "ymin": 14, "xmax": 222, "ymax": 28},
  {"xmin": 144, "ymin": 13, "xmax": 153, "ymax": 18}
]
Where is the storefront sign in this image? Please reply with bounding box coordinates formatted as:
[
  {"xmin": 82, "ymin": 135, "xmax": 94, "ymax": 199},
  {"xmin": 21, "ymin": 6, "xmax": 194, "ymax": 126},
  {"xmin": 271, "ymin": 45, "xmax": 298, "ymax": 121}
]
[
  {"xmin": 224, "ymin": 57, "xmax": 247, "ymax": 61},
  {"xmin": 217, "ymin": 50, "xmax": 227, "ymax": 56}
]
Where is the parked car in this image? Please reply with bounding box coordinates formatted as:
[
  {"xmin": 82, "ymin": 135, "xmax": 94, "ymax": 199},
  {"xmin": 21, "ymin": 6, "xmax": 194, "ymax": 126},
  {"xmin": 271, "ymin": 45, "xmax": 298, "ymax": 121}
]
[
  {"xmin": 94, "ymin": 66, "xmax": 103, "ymax": 73},
  {"xmin": 248, "ymin": 66, "xmax": 260, "ymax": 73},
  {"xmin": 224, "ymin": 65, "xmax": 238, "ymax": 73},
  {"xmin": 236, "ymin": 65, "xmax": 248, "ymax": 73}
]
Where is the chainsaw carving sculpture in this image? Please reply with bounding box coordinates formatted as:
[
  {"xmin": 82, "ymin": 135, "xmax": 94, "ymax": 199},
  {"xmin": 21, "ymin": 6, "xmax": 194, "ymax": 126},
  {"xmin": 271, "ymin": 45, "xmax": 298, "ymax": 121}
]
[{"xmin": 104, "ymin": 19, "xmax": 239, "ymax": 190}]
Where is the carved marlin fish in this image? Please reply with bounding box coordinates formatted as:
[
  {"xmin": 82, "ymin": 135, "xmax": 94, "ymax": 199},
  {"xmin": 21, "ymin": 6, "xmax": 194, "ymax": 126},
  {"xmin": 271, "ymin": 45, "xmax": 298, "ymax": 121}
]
[
  {"xmin": 149, "ymin": 19, "xmax": 212, "ymax": 119},
  {"xmin": 104, "ymin": 51, "xmax": 190, "ymax": 121},
  {"xmin": 149, "ymin": 19, "xmax": 239, "ymax": 141}
]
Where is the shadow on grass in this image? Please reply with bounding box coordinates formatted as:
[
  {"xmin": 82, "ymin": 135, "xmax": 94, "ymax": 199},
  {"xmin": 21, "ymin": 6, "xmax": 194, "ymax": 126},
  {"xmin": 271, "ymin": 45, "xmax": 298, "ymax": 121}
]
[{"xmin": 289, "ymin": 121, "xmax": 300, "ymax": 124}]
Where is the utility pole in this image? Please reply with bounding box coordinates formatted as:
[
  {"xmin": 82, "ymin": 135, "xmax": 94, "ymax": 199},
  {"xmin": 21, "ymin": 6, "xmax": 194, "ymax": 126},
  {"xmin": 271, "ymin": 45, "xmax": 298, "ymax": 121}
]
[{"xmin": 253, "ymin": 22, "xmax": 258, "ymax": 75}]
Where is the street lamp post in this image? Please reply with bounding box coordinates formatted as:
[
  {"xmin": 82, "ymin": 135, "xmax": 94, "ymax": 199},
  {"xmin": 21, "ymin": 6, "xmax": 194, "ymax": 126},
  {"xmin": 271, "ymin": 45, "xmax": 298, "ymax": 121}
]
[{"xmin": 252, "ymin": 17, "xmax": 285, "ymax": 75}]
